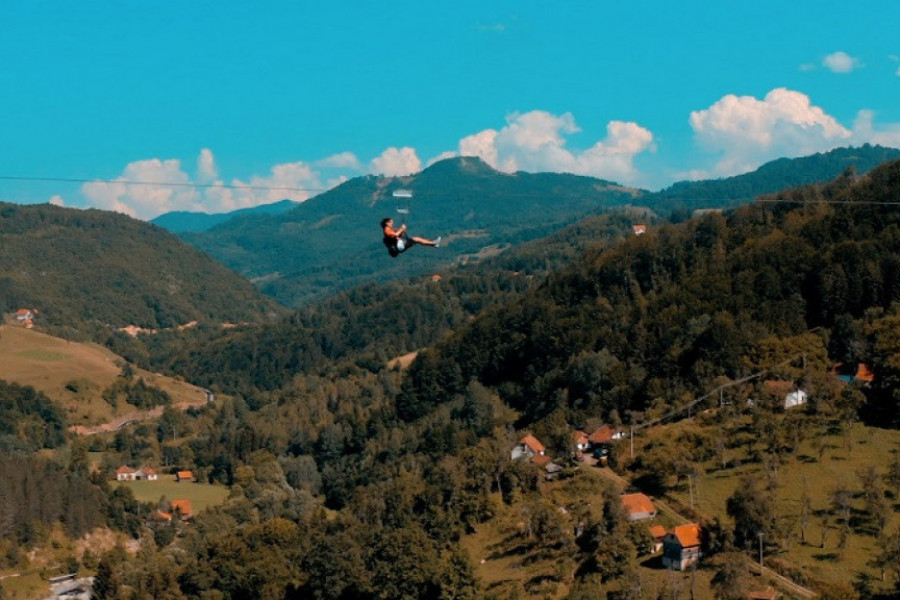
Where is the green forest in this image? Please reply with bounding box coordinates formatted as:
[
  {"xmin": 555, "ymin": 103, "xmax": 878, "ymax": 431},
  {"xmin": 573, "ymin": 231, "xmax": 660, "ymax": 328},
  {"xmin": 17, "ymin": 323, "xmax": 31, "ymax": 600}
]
[{"xmin": 6, "ymin": 154, "xmax": 900, "ymax": 599}]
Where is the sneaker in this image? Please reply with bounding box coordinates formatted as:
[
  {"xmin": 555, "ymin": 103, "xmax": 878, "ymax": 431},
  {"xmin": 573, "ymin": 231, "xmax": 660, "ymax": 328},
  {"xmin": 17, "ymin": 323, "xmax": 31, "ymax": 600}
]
[{"xmin": 434, "ymin": 236, "xmax": 441, "ymax": 248}]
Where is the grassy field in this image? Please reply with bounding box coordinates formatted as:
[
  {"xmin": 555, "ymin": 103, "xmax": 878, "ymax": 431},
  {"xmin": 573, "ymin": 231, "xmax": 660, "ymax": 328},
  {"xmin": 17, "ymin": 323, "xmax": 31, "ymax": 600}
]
[
  {"xmin": 636, "ymin": 416, "xmax": 900, "ymax": 595},
  {"xmin": 112, "ymin": 478, "xmax": 230, "ymax": 513},
  {"xmin": 0, "ymin": 324, "xmax": 209, "ymax": 428}
]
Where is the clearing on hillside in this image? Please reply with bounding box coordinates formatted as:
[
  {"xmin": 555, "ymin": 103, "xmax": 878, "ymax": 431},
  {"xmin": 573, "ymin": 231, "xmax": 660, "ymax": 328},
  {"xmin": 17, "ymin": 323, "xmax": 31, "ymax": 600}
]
[{"xmin": 0, "ymin": 325, "xmax": 209, "ymax": 429}]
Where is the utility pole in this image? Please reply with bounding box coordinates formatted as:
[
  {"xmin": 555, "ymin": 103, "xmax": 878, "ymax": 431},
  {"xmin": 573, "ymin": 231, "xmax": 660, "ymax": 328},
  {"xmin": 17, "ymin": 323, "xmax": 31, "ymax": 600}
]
[{"xmin": 758, "ymin": 531, "xmax": 764, "ymax": 567}]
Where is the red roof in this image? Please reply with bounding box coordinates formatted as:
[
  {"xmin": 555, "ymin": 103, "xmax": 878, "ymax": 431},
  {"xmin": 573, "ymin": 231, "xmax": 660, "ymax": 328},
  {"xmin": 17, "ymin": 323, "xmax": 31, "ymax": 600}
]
[
  {"xmin": 171, "ymin": 499, "xmax": 192, "ymax": 516},
  {"xmin": 649, "ymin": 525, "xmax": 667, "ymax": 539},
  {"xmin": 572, "ymin": 430, "xmax": 589, "ymax": 445},
  {"xmin": 671, "ymin": 523, "xmax": 702, "ymax": 548},
  {"xmin": 141, "ymin": 467, "xmax": 157, "ymax": 475},
  {"xmin": 856, "ymin": 363, "xmax": 874, "ymax": 383},
  {"xmin": 621, "ymin": 493, "xmax": 656, "ymax": 517},
  {"xmin": 588, "ymin": 425, "xmax": 616, "ymax": 444},
  {"xmin": 531, "ymin": 454, "xmax": 552, "ymax": 466},
  {"xmin": 520, "ymin": 434, "xmax": 545, "ymax": 454},
  {"xmin": 116, "ymin": 465, "xmax": 135, "ymax": 474}
]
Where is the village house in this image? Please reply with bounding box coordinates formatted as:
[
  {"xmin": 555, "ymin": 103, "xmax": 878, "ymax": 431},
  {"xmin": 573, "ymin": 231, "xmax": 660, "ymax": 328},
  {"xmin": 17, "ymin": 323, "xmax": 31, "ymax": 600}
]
[
  {"xmin": 620, "ymin": 492, "xmax": 658, "ymax": 522},
  {"xmin": 649, "ymin": 525, "xmax": 667, "ymax": 553},
  {"xmin": 170, "ymin": 499, "xmax": 192, "ymax": 519},
  {"xmin": 115, "ymin": 466, "xmax": 137, "ymax": 481},
  {"xmin": 761, "ymin": 380, "xmax": 807, "ymax": 409},
  {"xmin": 832, "ymin": 362, "xmax": 874, "ymax": 385},
  {"xmin": 14, "ymin": 308, "xmax": 37, "ymax": 328},
  {"xmin": 136, "ymin": 467, "xmax": 158, "ymax": 481},
  {"xmin": 572, "ymin": 430, "xmax": 590, "ymax": 453},
  {"xmin": 511, "ymin": 434, "xmax": 546, "ymax": 461},
  {"xmin": 662, "ymin": 523, "xmax": 703, "ymax": 570},
  {"xmin": 176, "ymin": 470, "xmax": 195, "ymax": 482},
  {"xmin": 633, "ymin": 224, "xmax": 647, "ymax": 235}
]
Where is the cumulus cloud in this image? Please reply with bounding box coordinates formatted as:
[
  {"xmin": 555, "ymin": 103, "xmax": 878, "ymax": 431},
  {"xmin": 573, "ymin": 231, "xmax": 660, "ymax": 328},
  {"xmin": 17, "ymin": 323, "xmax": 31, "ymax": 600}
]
[
  {"xmin": 369, "ymin": 147, "xmax": 421, "ymax": 176},
  {"xmin": 823, "ymin": 51, "xmax": 862, "ymax": 73},
  {"xmin": 48, "ymin": 195, "xmax": 65, "ymax": 206},
  {"xmin": 688, "ymin": 88, "xmax": 852, "ymax": 177},
  {"xmin": 449, "ymin": 110, "xmax": 654, "ymax": 185},
  {"xmin": 197, "ymin": 148, "xmax": 218, "ymax": 182},
  {"xmin": 82, "ymin": 150, "xmax": 329, "ymax": 220},
  {"xmin": 850, "ymin": 109, "xmax": 900, "ymax": 148},
  {"xmin": 82, "ymin": 158, "xmax": 201, "ymax": 219}
]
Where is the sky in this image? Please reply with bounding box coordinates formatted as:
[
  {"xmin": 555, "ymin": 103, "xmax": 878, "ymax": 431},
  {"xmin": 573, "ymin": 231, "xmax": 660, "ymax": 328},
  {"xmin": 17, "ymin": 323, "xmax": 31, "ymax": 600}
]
[{"xmin": 2, "ymin": 1, "xmax": 900, "ymax": 220}]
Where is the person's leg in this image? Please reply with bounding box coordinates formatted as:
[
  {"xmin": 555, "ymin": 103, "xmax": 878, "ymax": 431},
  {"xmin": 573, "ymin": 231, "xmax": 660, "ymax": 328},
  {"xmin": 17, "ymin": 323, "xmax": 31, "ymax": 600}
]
[{"xmin": 410, "ymin": 236, "xmax": 438, "ymax": 247}]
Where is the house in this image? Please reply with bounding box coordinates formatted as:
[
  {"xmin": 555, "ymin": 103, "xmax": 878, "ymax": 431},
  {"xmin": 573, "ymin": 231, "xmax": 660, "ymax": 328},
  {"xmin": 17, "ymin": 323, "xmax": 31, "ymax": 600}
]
[
  {"xmin": 588, "ymin": 424, "xmax": 624, "ymax": 447},
  {"xmin": 175, "ymin": 470, "xmax": 195, "ymax": 482},
  {"xmin": 170, "ymin": 499, "xmax": 192, "ymax": 519},
  {"xmin": 633, "ymin": 224, "xmax": 647, "ymax": 235},
  {"xmin": 572, "ymin": 430, "xmax": 590, "ymax": 452},
  {"xmin": 511, "ymin": 434, "xmax": 546, "ymax": 460},
  {"xmin": 115, "ymin": 466, "xmax": 137, "ymax": 481},
  {"xmin": 649, "ymin": 525, "xmax": 667, "ymax": 553},
  {"xmin": 832, "ymin": 362, "xmax": 874, "ymax": 385},
  {"xmin": 621, "ymin": 492, "xmax": 658, "ymax": 522},
  {"xmin": 135, "ymin": 467, "xmax": 158, "ymax": 481},
  {"xmin": 662, "ymin": 523, "xmax": 703, "ymax": 570},
  {"xmin": 762, "ymin": 380, "xmax": 807, "ymax": 409},
  {"xmin": 14, "ymin": 308, "xmax": 36, "ymax": 328}
]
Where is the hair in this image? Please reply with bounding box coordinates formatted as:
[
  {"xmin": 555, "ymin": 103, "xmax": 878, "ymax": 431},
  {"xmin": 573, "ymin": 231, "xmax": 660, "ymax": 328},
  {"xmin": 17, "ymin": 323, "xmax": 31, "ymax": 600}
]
[{"xmin": 380, "ymin": 217, "xmax": 392, "ymax": 228}]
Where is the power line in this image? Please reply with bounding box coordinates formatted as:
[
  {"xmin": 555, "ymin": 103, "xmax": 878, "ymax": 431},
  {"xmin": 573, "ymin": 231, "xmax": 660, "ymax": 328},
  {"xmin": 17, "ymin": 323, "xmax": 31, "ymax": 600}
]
[{"xmin": 0, "ymin": 175, "xmax": 328, "ymax": 194}]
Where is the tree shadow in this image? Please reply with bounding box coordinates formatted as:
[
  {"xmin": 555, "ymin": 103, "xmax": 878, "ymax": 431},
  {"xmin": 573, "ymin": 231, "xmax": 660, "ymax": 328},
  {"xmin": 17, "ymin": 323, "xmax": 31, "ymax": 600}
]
[{"xmin": 813, "ymin": 552, "xmax": 841, "ymax": 562}]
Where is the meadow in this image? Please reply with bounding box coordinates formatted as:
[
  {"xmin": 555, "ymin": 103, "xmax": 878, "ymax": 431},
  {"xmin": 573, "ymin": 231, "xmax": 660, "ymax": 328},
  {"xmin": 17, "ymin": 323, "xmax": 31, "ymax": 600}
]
[
  {"xmin": 112, "ymin": 478, "xmax": 230, "ymax": 513},
  {"xmin": 0, "ymin": 324, "xmax": 209, "ymax": 428}
]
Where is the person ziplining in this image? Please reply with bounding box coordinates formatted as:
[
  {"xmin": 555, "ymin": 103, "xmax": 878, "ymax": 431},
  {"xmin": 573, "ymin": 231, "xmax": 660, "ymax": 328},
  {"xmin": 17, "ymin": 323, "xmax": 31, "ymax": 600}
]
[{"xmin": 381, "ymin": 190, "xmax": 440, "ymax": 257}]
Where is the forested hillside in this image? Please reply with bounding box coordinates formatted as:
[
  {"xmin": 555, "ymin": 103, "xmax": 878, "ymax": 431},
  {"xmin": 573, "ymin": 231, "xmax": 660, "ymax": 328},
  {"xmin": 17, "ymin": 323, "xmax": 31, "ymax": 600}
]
[
  {"xmin": 0, "ymin": 203, "xmax": 285, "ymax": 333},
  {"xmin": 400, "ymin": 158, "xmax": 900, "ymax": 427},
  {"xmin": 9, "ymin": 160, "xmax": 900, "ymax": 599}
]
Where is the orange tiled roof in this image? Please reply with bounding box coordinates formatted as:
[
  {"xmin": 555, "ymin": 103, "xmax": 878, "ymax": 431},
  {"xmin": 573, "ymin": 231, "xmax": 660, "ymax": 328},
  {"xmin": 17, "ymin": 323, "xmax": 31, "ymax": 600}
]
[
  {"xmin": 649, "ymin": 525, "xmax": 667, "ymax": 539},
  {"xmin": 572, "ymin": 430, "xmax": 589, "ymax": 444},
  {"xmin": 856, "ymin": 363, "xmax": 874, "ymax": 383},
  {"xmin": 531, "ymin": 454, "xmax": 552, "ymax": 466},
  {"xmin": 176, "ymin": 471, "xmax": 194, "ymax": 479},
  {"xmin": 116, "ymin": 465, "xmax": 135, "ymax": 474},
  {"xmin": 589, "ymin": 425, "xmax": 616, "ymax": 444},
  {"xmin": 621, "ymin": 493, "xmax": 656, "ymax": 517},
  {"xmin": 672, "ymin": 523, "xmax": 702, "ymax": 547},
  {"xmin": 171, "ymin": 499, "xmax": 192, "ymax": 516},
  {"xmin": 520, "ymin": 434, "xmax": 545, "ymax": 454},
  {"xmin": 141, "ymin": 467, "xmax": 157, "ymax": 475}
]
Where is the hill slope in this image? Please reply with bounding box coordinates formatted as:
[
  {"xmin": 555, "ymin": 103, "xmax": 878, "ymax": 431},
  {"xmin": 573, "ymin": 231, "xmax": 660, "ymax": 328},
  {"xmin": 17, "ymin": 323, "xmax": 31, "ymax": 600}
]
[
  {"xmin": 0, "ymin": 202, "xmax": 286, "ymax": 331},
  {"xmin": 181, "ymin": 156, "xmax": 644, "ymax": 306},
  {"xmin": 150, "ymin": 198, "xmax": 300, "ymax": 233},
  {"xmin": 0, "ymin": 324, "xmax": 209, "ymax": 429}
]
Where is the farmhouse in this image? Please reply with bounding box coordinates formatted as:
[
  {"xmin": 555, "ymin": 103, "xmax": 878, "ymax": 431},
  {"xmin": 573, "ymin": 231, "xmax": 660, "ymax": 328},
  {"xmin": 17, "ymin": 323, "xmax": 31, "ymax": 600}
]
[
  {"xmin": 115, "ymin": 466, "xmax": 137, "ymax": 481},
  {"xmin": 511, "ymin": 434, "xmax": 546, "ymax": 461},
  {"xmin": 176, "ymin": 470, "xmax": 195, "ymax": 482},
  {"xmin": 620, "ymin": 493, "xmax": 657, "ymax": 522},
  {"xmin": 662, "ymin": 523, "xmax": 703, "ymax": 571}
]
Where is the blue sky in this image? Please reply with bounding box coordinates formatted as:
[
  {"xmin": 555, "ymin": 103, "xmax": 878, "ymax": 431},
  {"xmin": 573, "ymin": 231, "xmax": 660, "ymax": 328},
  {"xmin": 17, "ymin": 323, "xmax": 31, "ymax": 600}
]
[{"xmin": 2, "ymin": 1, "xmax": 899, "ymax": 220}]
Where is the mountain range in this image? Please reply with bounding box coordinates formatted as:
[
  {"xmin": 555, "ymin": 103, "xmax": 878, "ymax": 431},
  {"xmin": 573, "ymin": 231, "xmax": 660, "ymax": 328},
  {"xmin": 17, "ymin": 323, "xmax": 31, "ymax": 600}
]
[{"xmin": 170, "ymin": 145, "xmax": 900, "ymax": 307}]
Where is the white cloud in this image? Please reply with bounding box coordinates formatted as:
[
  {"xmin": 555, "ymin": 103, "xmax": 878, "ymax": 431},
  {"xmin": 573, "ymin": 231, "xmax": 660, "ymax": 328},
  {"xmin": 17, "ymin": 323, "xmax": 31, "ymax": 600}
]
[
  {"xmin": 48, "ymin": 195, "xmax": 65, "ymax": 206},
  {"xmin": 449, "ymin": 110, "xmax": 654, "ymax": 185},
  {"xmin": 314, "ymin": 151, "xmax": 362, "ymax": 170},
  {"xmin": 197, "ymin": 148, "xmax": 218, "ymax": 182},
  {"xmin": 369, "ymin": 147, "xmax": 422, "ymax": 176},
  {"xmin": 850, "ymin": 109, "xmax": 900, "ymax": 148},
  {"xmin": 823, "ymin": 51, "xmax": 862, "ymax": 73},
  {"xmin": 689, "ymin": 88, "xmax": 852, "ymax": 177},
  {"xmin": 82, "ymin": 158, "xmax": 201, "ymax": 219},
  {"xmin": 82, "ymin": 150, "xmax": 328, "ymax": 219}
]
